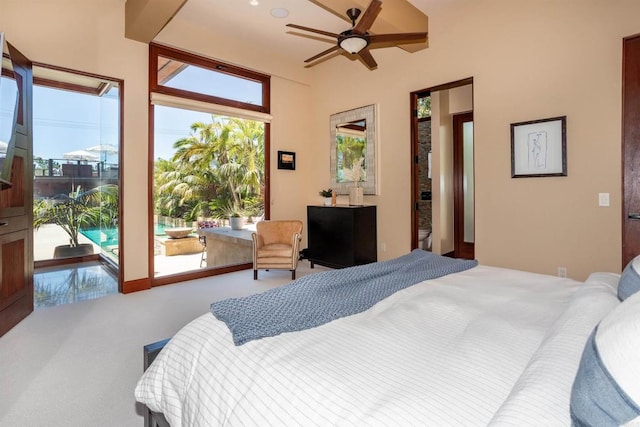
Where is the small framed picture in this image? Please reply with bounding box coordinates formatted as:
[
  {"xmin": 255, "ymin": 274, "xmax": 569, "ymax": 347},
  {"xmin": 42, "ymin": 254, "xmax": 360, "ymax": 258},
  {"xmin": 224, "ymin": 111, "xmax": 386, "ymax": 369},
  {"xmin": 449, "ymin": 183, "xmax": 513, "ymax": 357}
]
[
  {"xmin": 511, "ymin": 116, "xmax": 567, "ymax": 178},
  {"xmin": 277, "ymin": 151, "xmax": 296, "ymax": 170}
]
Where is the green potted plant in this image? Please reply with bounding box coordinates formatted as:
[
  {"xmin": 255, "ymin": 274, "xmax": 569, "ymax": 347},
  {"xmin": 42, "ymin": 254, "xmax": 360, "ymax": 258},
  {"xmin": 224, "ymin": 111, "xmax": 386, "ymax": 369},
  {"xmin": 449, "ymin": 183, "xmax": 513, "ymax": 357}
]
[
  {"xmin": 319, "ymin": 188, "xmax": 333, "ymax": 206},
  {"xmin": 228, "ymin": 210, "xmax": 244, "ymax": 230},
  {"xmin": 34, "ymin": 184, "xmax": 118, "ymax": 258},
  {"xmin": 215, "ymin": 201, "xmax": 245, "ymax": 230}
]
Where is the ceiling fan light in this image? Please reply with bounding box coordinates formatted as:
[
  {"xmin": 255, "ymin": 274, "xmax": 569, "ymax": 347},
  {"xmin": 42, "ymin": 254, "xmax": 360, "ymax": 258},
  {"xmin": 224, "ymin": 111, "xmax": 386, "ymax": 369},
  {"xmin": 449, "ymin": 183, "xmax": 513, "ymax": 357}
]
[{"xmin": 339, "ymin": 36, "xmax": 368, "ymax": 54}]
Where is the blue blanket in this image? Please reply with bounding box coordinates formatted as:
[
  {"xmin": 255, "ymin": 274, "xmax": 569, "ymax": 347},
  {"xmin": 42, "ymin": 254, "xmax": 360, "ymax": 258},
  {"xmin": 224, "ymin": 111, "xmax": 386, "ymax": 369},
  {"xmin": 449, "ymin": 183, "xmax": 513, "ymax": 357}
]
[{"xmin": 211, "ymin": 249, "xmax": 478, "ymax": 345}]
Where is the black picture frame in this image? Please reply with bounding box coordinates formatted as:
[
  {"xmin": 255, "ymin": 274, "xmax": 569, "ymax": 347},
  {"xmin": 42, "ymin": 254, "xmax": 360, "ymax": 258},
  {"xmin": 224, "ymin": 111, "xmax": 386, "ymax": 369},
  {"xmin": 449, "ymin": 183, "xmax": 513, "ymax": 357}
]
[
  {"xmin": 511, "ymin": 116, "xmax": 567, "ymax": 178},
  {"xmin": 277, "ymin": 150, "xmax": 296, "ymax": 170}
]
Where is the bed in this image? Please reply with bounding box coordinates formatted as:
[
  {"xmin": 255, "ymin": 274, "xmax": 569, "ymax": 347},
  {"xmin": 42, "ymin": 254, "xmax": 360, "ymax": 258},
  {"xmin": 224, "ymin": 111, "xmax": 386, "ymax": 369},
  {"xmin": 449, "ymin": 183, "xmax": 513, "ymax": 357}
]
[{"xmin": 135, "ymin": 250, "xmax": 640, "ymax": 426}]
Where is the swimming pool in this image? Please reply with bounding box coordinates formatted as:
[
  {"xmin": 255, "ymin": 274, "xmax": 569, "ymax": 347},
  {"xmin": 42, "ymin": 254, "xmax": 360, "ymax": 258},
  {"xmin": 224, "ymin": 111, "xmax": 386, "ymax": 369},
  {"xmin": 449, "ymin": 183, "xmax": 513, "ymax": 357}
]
[{"xmin": 80, "ymin": 223, "xmax": 171, "ymax": 247}]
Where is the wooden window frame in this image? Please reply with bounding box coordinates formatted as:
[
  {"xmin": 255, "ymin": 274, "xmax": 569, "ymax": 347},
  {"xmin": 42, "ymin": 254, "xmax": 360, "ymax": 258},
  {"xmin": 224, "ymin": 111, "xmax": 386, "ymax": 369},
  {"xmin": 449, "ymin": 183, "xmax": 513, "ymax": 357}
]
[
  {"xmin": 150, "ymin": 43, "xmax": 270, "ymax": 114},
  {"xmin": 148, "ymin": 44, "xmax": 271, "ymax": 287}
]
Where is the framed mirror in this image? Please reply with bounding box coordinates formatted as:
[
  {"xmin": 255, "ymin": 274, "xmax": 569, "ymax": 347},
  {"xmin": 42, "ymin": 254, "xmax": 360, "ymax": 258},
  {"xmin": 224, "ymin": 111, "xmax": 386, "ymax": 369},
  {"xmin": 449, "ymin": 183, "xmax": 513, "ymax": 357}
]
[{"xmin": 330, "ymin": 104, "xmax": 377, "ymax": 195}]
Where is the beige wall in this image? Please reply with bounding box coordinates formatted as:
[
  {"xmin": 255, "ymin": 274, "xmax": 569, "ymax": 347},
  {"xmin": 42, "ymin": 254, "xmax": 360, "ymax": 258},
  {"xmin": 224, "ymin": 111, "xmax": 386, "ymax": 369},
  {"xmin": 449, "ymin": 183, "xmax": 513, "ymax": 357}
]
[
  {"xmin": 0, "ymin": 0, "xmax": 316, "ymax": 282},
  {"xmin": 0, "ymin": 0, "xmax": 150, "ymax": 282},
  {"xmin": 308, "ymin": 0, "xmax": 640, "ymax": 280},
  {"xmin": 2, "ymin": 0, "xmax": 640, "ymax": 282}
]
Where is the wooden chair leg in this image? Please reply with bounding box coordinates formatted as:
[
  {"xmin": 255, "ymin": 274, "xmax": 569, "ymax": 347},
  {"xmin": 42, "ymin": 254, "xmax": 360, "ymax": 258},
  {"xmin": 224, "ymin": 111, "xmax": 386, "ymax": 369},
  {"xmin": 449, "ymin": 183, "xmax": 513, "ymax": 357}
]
[
  {"xmin": 253, "ymin": 270, "xmax": 258, "ymax": 280},
  {"xmin": 291, "ymin": 270, "xmax": 295, "ymax": 280}
]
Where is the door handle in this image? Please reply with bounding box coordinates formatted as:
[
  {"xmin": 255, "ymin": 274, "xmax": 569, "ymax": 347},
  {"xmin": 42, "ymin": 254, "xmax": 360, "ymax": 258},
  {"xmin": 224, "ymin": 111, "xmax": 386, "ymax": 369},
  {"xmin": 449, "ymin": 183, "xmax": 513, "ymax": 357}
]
[
  {"xmin": 628, "ymin": 213, "xmax": 640, "ymax": 220},
  {"xmin": 0, "ymin": 221, "xmax": 7, "ymax": 227}
]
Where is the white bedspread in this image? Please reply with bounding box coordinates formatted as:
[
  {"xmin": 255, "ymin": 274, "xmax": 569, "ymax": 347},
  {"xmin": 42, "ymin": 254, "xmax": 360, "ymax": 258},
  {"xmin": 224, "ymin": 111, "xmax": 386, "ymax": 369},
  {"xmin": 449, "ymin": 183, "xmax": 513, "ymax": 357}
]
[{"xmin": 135, "ymin": 265, "xmax": 619, "ymax": 426}]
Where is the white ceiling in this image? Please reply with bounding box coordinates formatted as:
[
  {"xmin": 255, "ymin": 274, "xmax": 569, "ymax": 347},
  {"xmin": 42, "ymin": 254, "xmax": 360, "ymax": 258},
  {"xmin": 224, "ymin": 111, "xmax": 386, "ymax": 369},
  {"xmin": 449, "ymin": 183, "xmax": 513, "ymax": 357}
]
[{"xmin": 174, "ymin": 0, "xmax": 438, "ymax": 64}]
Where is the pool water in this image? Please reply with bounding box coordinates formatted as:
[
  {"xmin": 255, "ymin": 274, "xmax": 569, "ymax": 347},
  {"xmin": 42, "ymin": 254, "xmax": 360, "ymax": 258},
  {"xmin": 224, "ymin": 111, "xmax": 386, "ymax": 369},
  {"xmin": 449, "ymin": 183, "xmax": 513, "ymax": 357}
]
[{"xmin": 80, "ymin": 223, "xmax": 170, "ymax": 247}]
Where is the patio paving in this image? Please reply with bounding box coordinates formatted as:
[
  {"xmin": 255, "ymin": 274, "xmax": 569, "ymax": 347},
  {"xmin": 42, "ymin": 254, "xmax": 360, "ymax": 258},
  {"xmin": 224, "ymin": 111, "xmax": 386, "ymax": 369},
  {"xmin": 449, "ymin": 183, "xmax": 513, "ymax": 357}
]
[{"xmin": 34, "ymin": 224, "xmax": 229, "ymax": 277}]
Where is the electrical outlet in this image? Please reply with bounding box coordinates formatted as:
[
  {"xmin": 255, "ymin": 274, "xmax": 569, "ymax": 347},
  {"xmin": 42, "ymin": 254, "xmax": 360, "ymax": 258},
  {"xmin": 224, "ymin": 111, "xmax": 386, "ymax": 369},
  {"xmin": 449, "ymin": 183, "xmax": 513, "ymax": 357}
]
[
  {"xmin": 557, "ymin": 267, "xmax": 567, "ymax": 278},
  {"xmin": 381, "ymin": 242, "xmax": 386, "ymax": 252}
]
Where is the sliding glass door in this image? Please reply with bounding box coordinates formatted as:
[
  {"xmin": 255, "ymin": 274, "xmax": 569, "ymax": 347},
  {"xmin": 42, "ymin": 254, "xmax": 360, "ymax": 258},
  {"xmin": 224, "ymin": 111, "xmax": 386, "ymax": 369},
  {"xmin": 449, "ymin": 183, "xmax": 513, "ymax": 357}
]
[
  {"xmin": 153, "ymin": 106, "xmax": 265, "ymax": 277},
  {"xmin": 149, "ymin": 44, "xmax": 270, "ymax": 283}
]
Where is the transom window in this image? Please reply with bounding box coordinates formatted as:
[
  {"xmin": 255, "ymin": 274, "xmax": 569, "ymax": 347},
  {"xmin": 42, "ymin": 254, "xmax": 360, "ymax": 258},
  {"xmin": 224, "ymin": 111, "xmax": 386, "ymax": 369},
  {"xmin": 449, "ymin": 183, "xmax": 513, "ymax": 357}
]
[{"xmin": 150, "ymin": 44, "xmax": 270, "ymax": 114}]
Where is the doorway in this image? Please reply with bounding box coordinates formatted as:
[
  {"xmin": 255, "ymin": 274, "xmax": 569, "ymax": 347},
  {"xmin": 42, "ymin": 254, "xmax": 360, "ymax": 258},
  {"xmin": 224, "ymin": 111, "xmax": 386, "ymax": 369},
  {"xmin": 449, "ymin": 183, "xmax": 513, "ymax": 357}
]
[
  {"xmin": 623, "ymin": 35, "xmax": 640, "ymax": 267},
  {"xmin": 411, "ymin": 92, "xmax": 433, "ymax": 252},
  {"xmin": 410, "ymin": 78, "xmax": 474, "ymax": 258},
  {"xmin": 30, "ymin": 64, "xmax": 122, "ymax": 307},
  {"xmin": 453, "ymin": 112, "xmax": 474, "ymax": 259},
  {"xmin": 32, "ymin": 68, "xmax": 121, "ymax": 266}
]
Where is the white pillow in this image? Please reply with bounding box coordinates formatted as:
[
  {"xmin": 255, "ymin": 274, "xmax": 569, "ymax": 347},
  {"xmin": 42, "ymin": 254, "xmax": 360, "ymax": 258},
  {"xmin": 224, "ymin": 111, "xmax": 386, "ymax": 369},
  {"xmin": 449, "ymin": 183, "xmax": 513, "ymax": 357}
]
[
  {"xmin": 585, "ymin": 271, "xmax": 621, "ymax": 293},
  {"xmin": 570, "ymin": 291, "xmax": 640, "ymax": 425},
  {"xmin": 489, "ymin": 277, "xmax": 620, "ymax": 426}
]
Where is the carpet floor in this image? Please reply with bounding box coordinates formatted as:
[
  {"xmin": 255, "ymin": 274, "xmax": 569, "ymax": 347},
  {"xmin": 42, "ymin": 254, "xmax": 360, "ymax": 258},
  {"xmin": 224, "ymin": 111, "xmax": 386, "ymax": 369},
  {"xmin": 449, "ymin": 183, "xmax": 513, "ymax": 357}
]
[{"xmin": 0, "ymin": 262, "xmax": 328, "ymax": 427}]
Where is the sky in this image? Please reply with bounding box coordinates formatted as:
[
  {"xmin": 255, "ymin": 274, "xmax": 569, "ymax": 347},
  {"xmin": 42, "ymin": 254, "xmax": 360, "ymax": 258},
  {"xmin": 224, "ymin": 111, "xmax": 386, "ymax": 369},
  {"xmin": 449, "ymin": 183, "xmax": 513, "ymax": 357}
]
[
  {"xmin": 1, "ymin": 83, "xmax": 217, "ymax": 164},
  {"xmin": 32, "ymin": 86, "xmax": 119, "ymax": 161},
  {"xmin": 0, "ymin": 74, "xmax": 18, "ymax": 145},
  {"xmin": 154, "ymin": 106, "xmax": 212, "ymax": 161},
  {"xmin": 0, "ymin": 60, "xmax": 263, "ymax": 164}
]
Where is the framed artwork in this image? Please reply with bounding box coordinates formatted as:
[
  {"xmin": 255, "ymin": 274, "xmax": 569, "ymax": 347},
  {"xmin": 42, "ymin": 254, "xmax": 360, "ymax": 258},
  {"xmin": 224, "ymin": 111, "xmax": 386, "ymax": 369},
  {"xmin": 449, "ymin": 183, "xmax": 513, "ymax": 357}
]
[
  {"xmin": 511, "ymin": 116, "xmax": 567, "ymax": 178},
  {"xmin": 277, "ymin": 150, "xmax": 296, "ymax": 170}
]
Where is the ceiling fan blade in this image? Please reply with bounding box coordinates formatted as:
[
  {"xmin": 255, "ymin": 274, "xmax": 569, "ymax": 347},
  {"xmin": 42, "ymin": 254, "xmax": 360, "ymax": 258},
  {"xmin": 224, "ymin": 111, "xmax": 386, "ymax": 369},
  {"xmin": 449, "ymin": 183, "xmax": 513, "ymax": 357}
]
[
  {"xmin": 304, "ymin": 45, "xmax": 341, "ymax": 63},
  {"xmin": 353, "ymin": 0, "xmax": 382, "ymax": 35},
  {"xmin": 286, "ymin": 23, "xmax": 339, "ymax": 39},
  {"xmin": 357, "ymin": 48, "xmax": 378, "ymax": 69},
  {"xmin": 369, "ymin": 32, "xmax": 428, "ymax": 45}
]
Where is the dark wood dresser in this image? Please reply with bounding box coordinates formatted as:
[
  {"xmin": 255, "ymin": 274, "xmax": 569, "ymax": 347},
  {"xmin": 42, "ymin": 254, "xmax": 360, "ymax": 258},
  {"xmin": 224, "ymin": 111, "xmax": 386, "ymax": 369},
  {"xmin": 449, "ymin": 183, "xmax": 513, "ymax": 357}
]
[{"xmin": 306, "ymin": 205, "xmax": 377, "ymax": 269}]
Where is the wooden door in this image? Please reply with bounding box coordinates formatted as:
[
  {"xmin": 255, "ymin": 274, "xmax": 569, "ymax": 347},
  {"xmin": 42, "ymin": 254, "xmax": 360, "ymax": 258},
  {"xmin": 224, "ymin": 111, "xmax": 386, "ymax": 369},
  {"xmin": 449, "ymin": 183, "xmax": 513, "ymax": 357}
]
[
  {"xmin": 0, "ymin": 42, "xmax": 33, "ymax": 337},
  {"xmin": 623, "ymin": 35, "xmax": 640, "ymax": 268},
  {"xmin": 453, "ymin": 112, "xmax": 474, "ymax": 259}
]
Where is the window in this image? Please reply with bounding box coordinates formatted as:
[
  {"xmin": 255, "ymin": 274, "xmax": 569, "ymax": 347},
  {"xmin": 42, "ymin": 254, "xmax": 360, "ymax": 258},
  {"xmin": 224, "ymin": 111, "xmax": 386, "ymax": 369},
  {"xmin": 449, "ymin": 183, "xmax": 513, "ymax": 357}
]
[
  {"xmin": 151, "ymin": 44, "xmax": 269, "ymax": 113},
  {"xmin": 158, "ymin": 56, "xmax": 264, "ymax": 107},
  {"xmin": 150, "ymin": 44, "xmax": 270, "ymax": 283}
]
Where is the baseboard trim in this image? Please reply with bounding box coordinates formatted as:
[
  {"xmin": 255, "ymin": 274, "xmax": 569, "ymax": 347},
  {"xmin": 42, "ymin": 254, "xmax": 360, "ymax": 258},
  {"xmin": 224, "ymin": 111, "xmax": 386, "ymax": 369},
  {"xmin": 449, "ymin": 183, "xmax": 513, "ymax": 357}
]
[{"xmin": 122, "ymin": 277, "xmax": 151, "ymax": 293}]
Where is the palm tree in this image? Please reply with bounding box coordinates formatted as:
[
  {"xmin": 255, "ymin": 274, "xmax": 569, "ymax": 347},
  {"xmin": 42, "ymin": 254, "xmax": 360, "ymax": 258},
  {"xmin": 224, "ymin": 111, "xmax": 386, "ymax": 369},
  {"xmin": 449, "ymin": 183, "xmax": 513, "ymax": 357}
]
[
  {"xmin": 226, "ymin": 117, "xmax": 264, "ymax": 196},
  {"xmin": 154, "ymin": 157, "xmax": 215, "ymax": 220},
  {"xmin": 172, "ymin": 120, "xmax": 229, "ymax": 171},
  {"xmin": 213, "ymin": 117, "xmax": 264, "ymax": 211},
  {"xmin": 159, "ymin": 115, "xmax": 265, "ymax": 222},
  {"xmin": 34, "ymin": 184, "xmax": 118, "ymax": 248},
  {"xmin": 164, "ymin": 119, "xmax": 230, "ymax": 219}
]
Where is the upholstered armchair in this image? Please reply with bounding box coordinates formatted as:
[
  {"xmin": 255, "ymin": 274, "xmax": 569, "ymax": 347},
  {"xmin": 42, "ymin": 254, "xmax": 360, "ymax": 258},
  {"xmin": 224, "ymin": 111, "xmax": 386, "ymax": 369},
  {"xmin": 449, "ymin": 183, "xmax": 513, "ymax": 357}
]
[{"xmin": 252, "ymin": 220, "xmax": 303, "ymax": 280}]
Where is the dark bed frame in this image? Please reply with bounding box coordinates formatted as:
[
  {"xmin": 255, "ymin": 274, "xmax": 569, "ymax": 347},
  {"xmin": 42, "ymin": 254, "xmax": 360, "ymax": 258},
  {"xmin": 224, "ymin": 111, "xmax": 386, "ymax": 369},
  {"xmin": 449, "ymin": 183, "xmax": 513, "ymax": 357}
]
[{"xmin": 143, "ymin": 339, "xmax": 171, "ymax": 427}]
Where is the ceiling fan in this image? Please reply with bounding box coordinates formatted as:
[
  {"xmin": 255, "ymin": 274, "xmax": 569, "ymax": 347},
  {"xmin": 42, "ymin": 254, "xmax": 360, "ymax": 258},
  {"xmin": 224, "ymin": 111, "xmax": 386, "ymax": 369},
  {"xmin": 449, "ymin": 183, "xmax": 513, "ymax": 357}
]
[{"xmin": 286, "ymin": 0, "xmax": 428, "ymax": 70}]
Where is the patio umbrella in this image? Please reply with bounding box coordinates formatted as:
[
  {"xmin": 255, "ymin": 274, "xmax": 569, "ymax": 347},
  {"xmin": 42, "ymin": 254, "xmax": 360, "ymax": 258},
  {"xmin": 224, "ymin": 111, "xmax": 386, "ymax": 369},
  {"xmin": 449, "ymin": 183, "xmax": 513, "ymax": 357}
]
[
  {"xmin": 85, "ymin": 143, "xmax": 118, "ymax": 154},
  {"xmin": 62, "ymin": 150, "xmax": 99, "ymax": 161},
  {"xmin": 86, "ymin": 143, "xmax": 118, "ymax": 162}
]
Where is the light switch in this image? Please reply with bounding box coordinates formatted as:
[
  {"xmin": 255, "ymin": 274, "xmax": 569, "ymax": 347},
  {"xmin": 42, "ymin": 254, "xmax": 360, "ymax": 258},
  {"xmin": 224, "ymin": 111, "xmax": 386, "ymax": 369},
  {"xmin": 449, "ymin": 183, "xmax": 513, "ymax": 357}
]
[{"xmin": 598, "ymin": 193, "xmax": 610, "ymax": 207}]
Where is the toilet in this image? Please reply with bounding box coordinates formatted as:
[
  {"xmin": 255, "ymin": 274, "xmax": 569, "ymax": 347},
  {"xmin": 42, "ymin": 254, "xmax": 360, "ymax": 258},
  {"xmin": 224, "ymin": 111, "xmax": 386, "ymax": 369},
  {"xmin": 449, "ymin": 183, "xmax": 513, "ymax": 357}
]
[{"xmin": 418, "ymin": 229, "xmax": 432, "ymax": 250}]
